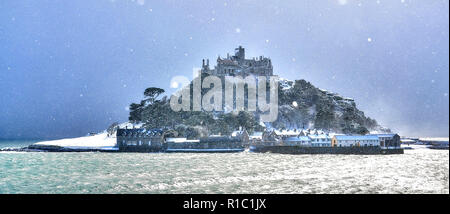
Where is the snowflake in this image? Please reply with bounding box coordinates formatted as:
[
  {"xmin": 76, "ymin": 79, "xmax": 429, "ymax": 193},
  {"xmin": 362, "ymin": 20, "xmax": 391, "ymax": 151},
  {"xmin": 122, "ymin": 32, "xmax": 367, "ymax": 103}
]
[
  {"xmin": 171, "ymin": 81, "xmax": 179, "ymax": 88},
  {"xmin": 137, "ymin": 0, "xmax": 145, "ymax": 6},
  {"xmin": 338, "ymin": 0, "xmax": 348, "ymax": 5}
]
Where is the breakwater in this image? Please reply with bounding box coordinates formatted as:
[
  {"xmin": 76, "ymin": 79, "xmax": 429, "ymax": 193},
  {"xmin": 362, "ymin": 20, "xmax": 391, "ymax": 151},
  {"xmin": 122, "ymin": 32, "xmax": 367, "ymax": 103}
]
[{"xmin": 250, "ymin": 145, "xmax": 404, "ymax": 155}]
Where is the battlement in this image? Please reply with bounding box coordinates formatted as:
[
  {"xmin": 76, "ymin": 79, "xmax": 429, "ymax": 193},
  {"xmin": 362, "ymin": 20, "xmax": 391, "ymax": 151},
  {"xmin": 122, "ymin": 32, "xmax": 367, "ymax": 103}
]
[{"xmin": 201, "ymin": 46, "xmax": 273, "ymax": 77}]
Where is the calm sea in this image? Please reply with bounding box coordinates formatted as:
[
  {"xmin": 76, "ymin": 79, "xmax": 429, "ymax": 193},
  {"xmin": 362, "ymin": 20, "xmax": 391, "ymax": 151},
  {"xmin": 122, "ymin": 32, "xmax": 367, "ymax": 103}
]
[{"xmin": 0, "ymin": 140, "xmax": 448, "ymax": 194}]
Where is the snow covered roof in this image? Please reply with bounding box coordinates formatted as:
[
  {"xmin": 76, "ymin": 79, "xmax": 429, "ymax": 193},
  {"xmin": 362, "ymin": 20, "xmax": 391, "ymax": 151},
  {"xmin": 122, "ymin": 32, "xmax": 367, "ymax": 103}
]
[
  {"xmin": 308, "ymin": 134, "xmax": 331, "ymax": 139},
  {"xmin": 369, "ymin": 134, "xmax": 398, "ymax": 138},
  {"xmin": 274, "ymin": 129, "xmax": 301, "ymax": 136},
  {"xmin": 251, "ymin": 132, "xmax": 263, "ymax": 136},
  {"xmin": 116, "ymin": 128, "xmax": 164, "ymax": 137},
  {"xmin": 250, "ymin": 132, "xmax": 263, "ymax": 139},
  {"xmin": 166, "ymin": 138, "xmax": 186, "ymax": 142},
  {"xmin": 334, "ymin": 135, "xmax": 379, "ymax": 141},
  {"xmin": 118, "ymin": 122, "xmax": 143, "ymax": 129},
  {"xmin": 166, "ymin": 138, "xmax": 200, "ymax": 143},
  {"xmin": 284, "ymin": 136, "xmax": 311, "ymax": 142}
]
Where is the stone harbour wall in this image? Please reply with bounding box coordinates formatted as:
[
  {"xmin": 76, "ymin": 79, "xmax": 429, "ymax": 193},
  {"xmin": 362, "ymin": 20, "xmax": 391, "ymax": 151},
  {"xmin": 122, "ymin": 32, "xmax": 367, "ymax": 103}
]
[{"xmin": 250, "ymin": 145, "xmax": 404, "ymax": 155}]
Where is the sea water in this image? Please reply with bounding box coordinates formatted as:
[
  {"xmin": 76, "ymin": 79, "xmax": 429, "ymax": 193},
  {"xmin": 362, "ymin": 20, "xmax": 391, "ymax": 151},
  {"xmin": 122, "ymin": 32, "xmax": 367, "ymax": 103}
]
[{"xmin": 0, "ymin": 140, "xmax": 448, "ymax": 194}]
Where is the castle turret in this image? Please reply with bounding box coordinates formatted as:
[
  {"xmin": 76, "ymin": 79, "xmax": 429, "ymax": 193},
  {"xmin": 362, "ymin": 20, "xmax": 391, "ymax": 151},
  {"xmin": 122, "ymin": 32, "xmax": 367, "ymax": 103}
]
[{"xmin": 235, "ymin": 46, "xmax": 245, "ymax": 61}]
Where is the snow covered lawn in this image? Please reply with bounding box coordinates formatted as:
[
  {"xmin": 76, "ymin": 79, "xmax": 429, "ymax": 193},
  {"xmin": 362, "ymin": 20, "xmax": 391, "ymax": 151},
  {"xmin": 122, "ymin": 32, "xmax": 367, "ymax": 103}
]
[{"xmin": 34, "ymin": 132, "xmax": 118, "ymax": 151}]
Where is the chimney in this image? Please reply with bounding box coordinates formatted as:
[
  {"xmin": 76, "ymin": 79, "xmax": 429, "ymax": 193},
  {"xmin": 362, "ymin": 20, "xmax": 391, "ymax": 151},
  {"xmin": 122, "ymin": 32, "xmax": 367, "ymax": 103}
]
[{"xmin": 202, "ymin": 59, "xmax": 205, "ymax": 67}]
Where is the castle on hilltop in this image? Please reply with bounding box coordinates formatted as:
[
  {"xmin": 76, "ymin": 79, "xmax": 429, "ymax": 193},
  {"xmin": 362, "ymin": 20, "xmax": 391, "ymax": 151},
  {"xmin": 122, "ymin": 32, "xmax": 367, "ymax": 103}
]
[{"xmin": 201, "ymin": 46, "xmax": 273, "ymax": 77}]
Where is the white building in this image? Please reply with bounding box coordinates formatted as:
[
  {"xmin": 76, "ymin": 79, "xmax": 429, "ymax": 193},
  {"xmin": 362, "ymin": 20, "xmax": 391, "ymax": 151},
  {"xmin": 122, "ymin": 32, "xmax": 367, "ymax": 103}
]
[
  {"xmin": 331, "ymin": 135, "xmax": 380, "ymax": 147},
  {"xmin": 308, "ymin": 134, "xmax": 332, "ymax": 147},
  {"xmin": 278, "ymin": 129, "xmax": 332, "ymax": 147},
  {"xmin": 283, "ymin": 136, "xmax": 311, "ymax": 146}
]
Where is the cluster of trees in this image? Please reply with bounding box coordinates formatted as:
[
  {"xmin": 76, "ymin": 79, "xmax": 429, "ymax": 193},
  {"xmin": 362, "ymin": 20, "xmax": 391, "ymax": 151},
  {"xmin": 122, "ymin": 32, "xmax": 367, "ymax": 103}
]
[
  {"xmin": 128, "ymin": 77, "xmax": 380, "ymax": 137},
  {"xmin": 128, "ymin": 87, "xmax": 263, "ymax": 138},
  {"xmin": 275, "ymin": 79, "xmax": 375, "ymax": 134}
]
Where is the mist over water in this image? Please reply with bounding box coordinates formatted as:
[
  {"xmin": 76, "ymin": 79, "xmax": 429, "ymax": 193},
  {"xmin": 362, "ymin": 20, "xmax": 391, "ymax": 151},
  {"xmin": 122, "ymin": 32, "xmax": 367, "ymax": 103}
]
[{"xmin": 0, "ymin": 144, "xmax": 448, "ymax": 194}]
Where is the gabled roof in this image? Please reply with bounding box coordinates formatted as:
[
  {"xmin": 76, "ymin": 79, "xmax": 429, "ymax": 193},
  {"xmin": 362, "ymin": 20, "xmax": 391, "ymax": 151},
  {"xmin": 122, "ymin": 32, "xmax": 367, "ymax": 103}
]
[
  {"xmin": 116, "ymin": 128, "xmax": 164, "ymax": 137},
  {"xmin": 369, "ymin": 134, "xmax": 398, "ymax": 138}
]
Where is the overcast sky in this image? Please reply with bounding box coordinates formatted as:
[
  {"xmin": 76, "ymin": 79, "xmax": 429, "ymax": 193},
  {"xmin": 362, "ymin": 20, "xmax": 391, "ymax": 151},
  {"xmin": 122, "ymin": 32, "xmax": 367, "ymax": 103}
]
[{"xmin": 0, "ymin": 0, "xmax": 448, "ymax": 139}]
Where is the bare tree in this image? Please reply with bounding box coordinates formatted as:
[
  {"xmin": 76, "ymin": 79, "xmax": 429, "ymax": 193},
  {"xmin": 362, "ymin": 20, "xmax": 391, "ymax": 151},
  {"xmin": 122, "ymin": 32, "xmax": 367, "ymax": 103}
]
[{"xmin": 107, "ymin": 122, "xmax": 119, "ymax": 137}]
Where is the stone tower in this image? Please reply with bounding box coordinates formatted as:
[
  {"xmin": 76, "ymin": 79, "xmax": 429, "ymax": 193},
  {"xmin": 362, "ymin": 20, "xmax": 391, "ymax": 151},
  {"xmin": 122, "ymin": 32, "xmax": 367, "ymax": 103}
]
[{"xmin": 234, "ymin": 46, "xmax": 245, "ymax": 61}]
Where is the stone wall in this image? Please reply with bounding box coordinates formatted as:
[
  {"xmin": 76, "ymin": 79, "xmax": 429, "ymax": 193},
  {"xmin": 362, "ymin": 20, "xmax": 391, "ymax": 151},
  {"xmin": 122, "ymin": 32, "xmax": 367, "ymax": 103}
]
[
  {"xmin": 250, "ymin": 145, "xmax": 404, "ymax": 155},
  {"xmin": 166, "ymin": 141, "xmax": 244, "ymax": 150}
]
